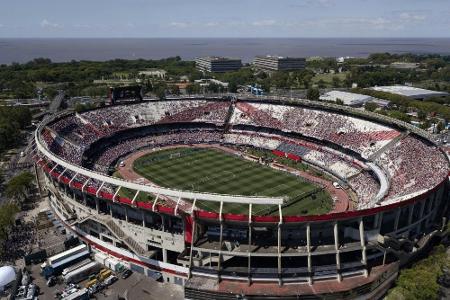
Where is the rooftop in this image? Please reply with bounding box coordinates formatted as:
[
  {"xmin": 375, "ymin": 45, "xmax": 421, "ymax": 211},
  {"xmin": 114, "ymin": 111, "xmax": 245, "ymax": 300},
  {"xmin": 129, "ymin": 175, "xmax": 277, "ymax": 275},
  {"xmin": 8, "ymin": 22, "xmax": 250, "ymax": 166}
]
[
  {"xmin": 370, "ymin": 85, "xmax": 448, "ymax": 99},
  {"xmin": 255, "ymin": 55, "xmax": 304, "ymax": 60},
  {"xmin": 196, "ymin": 56, "xmax": 241, "ymax": 62},
  {"xmin": 320, "ymin": 90, "xmax": 373, "ymax": 106}
]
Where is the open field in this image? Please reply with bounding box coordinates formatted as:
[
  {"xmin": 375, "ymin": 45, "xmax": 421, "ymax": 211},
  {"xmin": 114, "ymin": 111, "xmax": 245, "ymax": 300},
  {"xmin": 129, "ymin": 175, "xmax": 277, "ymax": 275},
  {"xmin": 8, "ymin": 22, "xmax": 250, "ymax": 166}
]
[
  {"xmin": 312, "ymin": 71, "xmax": 349, "ymax": 86},
  {"xmin": 132, "ymin": 147, "xmax": 332, "ymax": 216}
]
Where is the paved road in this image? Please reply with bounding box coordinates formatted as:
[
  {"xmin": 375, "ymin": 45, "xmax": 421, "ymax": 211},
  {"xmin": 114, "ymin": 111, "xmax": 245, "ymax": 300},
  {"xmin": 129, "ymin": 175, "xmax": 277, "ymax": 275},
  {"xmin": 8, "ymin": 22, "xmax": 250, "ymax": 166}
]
[{"xmin": 96, "ymin": 272, "xmax": 184, "ymax": 300}]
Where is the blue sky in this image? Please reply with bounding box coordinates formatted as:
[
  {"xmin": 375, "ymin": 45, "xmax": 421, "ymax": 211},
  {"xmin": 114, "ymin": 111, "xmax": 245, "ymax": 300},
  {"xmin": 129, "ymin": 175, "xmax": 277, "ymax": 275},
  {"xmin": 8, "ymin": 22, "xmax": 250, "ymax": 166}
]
[{"xmin": 0, "ymin": 0, "xmax": 449, "ymax": 38}]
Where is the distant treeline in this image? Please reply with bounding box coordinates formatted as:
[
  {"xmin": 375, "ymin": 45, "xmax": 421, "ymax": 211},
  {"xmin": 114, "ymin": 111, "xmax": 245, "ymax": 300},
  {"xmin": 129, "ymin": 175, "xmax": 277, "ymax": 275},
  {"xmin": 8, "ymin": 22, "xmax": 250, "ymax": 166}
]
[
  {"xmin": 0, "ymin": 52, "xmax": 449, "ymax": 101},
  {"xmin": 0, "ymin": 56, "xmax": 201, "ymax": 99}
]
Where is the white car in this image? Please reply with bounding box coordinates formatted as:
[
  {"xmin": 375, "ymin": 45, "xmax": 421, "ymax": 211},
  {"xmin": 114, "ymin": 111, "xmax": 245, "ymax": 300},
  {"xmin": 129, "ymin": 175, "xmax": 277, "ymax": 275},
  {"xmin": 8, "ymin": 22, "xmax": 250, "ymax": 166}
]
[{"xmin": 104, "ymin": 275, "xmax": 118, "ymax": 286}]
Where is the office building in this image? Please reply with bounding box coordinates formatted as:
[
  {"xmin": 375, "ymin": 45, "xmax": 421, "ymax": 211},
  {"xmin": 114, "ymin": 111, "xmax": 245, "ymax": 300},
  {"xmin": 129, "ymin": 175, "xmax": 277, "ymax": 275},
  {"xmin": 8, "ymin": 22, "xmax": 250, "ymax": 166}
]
[
  {"xmin": 253, "ymin": 55, "xmax": 306, "ymax": 71},
  {"xmin": 195, "ymin": 56, "xmax": 242, "ymax": 73}
]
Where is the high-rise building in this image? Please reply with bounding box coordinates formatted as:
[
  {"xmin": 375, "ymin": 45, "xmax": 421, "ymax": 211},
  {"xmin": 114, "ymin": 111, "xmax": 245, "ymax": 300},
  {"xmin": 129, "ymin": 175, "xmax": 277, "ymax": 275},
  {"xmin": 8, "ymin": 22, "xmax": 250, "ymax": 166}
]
[
  {"xmin": 195, "ymin": 56, "xmax": 242, "ymax": 73},
  {"xmin": 253, "ymin": 55, "xmax": 306, "ymax": 71}
]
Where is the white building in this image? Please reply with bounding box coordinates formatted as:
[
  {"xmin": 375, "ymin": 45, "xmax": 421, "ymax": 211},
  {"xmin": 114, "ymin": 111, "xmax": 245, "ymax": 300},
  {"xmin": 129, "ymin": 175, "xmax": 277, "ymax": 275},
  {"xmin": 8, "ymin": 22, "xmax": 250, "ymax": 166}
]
[
  {"xmin": 195, "ymin": 57, "xmax": 242, "ymax": 73},
  {"xmin": 194, "ymin": 79, "xmax": 229, "ymax": 88},
  {"xmin": 390, "ymin": 62, "xmax": 419, "ymax": 69},
  {"xmin": 320, "ymin": 91, "xmax": 373, "ymax": 106},
  {"xmin": 370, "ymin": 86, "xmax": 448, "ymax": 100},
  {"xmin": 138, "ymin": 69, "xmax": 167, "ymax": 79},
  {"xmin": 253, "ymin": 55, "xmax": 306, "ymax": 71}
]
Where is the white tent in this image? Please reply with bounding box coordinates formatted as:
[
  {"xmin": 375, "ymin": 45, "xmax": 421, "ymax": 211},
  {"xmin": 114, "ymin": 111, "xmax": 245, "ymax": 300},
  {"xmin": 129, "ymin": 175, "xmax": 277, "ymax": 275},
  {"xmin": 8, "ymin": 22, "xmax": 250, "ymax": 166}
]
[{"xmin": 0, "ymin": 266, "xmax": 16, "ymax": 291}]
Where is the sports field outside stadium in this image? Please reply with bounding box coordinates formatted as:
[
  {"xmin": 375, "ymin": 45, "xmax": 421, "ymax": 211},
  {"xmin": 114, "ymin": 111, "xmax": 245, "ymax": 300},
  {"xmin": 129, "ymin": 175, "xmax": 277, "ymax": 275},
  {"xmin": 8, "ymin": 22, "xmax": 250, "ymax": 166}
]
[{"xmin": 131, "ymin": 147, "xmax": 333, "ymax": 216}]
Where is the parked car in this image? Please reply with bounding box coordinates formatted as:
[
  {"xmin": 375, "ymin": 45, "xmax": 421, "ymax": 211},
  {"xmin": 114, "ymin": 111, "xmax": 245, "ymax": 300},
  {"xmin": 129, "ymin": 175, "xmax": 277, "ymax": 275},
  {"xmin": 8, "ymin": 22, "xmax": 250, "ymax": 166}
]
[
  {"xmin": 104, "ymin": 275, "xmax": 118, "ymax": 286},
  {"xmin": 47, "ymin": 276, "xmax": 56, "ymax": 287},
  {"xmin": 121, "ymin": 269, "xmax": 132, "ymax": 279}
]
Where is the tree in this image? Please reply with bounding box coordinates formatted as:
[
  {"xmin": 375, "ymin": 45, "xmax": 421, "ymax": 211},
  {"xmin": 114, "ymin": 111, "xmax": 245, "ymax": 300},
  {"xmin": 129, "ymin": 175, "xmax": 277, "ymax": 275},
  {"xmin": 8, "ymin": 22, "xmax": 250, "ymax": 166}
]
[
  {"xmin": 9, "ymin": 107, "xmax": 32, "ymax": 129},
  {"xmin": 260, "ymin": 81, "xmax": 271, "ymax": 93},
  {"xmin": 228, "ymin": 81, "xmax": 238, "ymax": 93},
  {"xmin": 0, "ymin": 169, "xmax": 4, "ymax": 190},
  {"xmin": 386, "ymin": 245, "xmax": 449, "ymax": 300},
  {"xmin": 155, "ymin": 86, "xmax": 166, "ymax": 100},
  {"xmin": 170, "ymin": 85, "xmax": 180, "ymax": 95},
  {"xmin": 5, "ymin": 171, "xmax": 34, "ymax": 205},
  {"xmin": 302, "ymin": 75, "xmax": 313, "ymax": 89},
  {"xmin": 335, "ymin": 98, "xmax": 344, "ymax": 105},
  {"xmin": 364, "ymin": 102, "xmax": 378, "ymax": 112},
  {"xmin": 417, "ymin": 110, "xmax": 427, "ymax": 120},
  {"xmin": 436, "ymin": 121, "xmax": 444, "ymax": 133},
  {"xmin": 332, "ymin": 76, "xmax": 341, "ymax": 88},
  {"xmin": 389, "ymin": 110, "xmax": 411, "ymax": 123},
  {"xmin": 306, "ymin": 88, "xmax": 320, "ymax": 101},
  {"xmin": 186, "ymin": 83, "xmax": 200, "ymax": 95},
  {"xmin": 317, "ymin": 79, "xmax": 326, "ymax": 89},
  {"xmin": 45, "ymin": 86, "xmax": 59, "ymax": 99},
  {"xmin": 420, "ymin": 119, "xmax": 431, "ymax": 130},
  {"xmin": 0, "ymin": 203, "xmax": 19, "ymax": 242},
  {"xmin": 206, "ymin": 83, "xmax": 220, "ymax": 94},
  {"xmin": 0, "ymin": 122, "xmax": 21, "ymax": 151}
]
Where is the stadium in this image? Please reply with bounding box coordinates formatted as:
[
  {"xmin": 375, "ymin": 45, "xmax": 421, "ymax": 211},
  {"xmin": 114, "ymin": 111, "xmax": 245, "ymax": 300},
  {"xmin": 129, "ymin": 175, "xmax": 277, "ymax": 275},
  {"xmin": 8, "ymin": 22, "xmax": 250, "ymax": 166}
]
[{"xmin": 32, "ymin": 95, "xmax": 449, "ymax": 299}]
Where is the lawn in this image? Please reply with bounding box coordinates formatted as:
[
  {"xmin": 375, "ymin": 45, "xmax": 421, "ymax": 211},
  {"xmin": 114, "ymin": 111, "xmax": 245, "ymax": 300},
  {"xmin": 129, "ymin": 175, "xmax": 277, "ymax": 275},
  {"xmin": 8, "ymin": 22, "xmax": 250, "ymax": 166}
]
[
  {"xmin": 132, "ymin": 147, "xmax": 332, "ymax": 216},
  {"xmin": 312, "ymin": 71, "xmax": 349, "ymax": 87}
]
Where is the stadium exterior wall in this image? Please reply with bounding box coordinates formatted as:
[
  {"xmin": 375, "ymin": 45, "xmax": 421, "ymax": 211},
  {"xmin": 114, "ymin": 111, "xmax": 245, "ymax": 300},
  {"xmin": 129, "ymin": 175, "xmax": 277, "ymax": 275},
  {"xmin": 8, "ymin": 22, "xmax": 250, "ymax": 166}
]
[{"xmin": 33, "ymin": 97, "xmax": 450, "ymax": 299}]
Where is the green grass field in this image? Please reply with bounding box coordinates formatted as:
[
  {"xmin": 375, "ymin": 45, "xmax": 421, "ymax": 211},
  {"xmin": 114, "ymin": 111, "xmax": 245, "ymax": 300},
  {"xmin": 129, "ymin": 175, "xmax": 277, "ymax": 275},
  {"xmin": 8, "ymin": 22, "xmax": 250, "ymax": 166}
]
[{"xmin": 131, "ymin": 147, "xmax": 332, "ymax": 216}]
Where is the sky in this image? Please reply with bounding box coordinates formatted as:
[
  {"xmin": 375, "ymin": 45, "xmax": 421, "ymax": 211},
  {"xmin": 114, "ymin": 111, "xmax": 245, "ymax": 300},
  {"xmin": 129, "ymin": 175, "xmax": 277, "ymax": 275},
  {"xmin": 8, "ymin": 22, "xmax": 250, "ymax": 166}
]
[{"xmin": 0, "ymin": 0, "xmax": 449, "ymax": 38}]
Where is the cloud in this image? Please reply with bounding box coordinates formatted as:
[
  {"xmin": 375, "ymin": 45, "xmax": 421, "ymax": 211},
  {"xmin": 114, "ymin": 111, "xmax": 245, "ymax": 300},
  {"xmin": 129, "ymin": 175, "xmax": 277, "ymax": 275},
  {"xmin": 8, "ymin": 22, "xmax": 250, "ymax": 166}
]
[
  {"xmin": 289, "ymin": 12, "xmax": 430, "ymax": 32},
  {"xmin": 73, "ymin": 24, "xmax": 92, "ymax": 29},
  {"xmin": 205, "ymin": 22, "xmax": 219, "ymax": 27},
  {"xmin": 40, "ymin": 19, "xmax": 62, "ymax": 29},
  {"xmin": 251, "ymin": 20, "xmax": 277, "ymax": 27},
  {"xmin": 168, "ymin": 21, "xmax": 190, "ymax": 28},
  {"xmin": 398, "ymin": 12, "xmax": 426, "ymax": 22},
  {"xmin": 167, "ymin": 20, "xmax": 244, "ymax": 29},
  {"xmin": 164, "ymin": 10, "xmax": 430, "ymax": 36},
  {"xmin": 291, "ymin": 0, "xmax": 335, "ymax": 8}
]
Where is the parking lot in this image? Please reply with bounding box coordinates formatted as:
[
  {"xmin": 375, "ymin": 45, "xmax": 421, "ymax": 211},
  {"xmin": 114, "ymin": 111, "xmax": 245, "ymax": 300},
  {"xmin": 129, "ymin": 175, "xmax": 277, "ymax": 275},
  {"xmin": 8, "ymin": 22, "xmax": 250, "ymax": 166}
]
[
  {"xmin": 96, "ymin": 272, "xmax": 183, "ymax": 300},
  {"xmin": 28, "ymin": 257, "xmax": 183, "ymax": 300}
]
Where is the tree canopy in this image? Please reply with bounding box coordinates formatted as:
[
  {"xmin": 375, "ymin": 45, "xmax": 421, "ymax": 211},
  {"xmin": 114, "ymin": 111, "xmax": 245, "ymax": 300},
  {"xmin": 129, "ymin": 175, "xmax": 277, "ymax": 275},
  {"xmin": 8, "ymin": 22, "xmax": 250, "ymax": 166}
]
[
  {"xmin": 306, "ymin": 88, "xmax": 320, "ymax": 100},
  {"xmin": 0, "ymin": 106, "xmax": 32, "ymax": 152},
  {"xmin": 5, "ymin": 171, "xmax": 35, "ymax": 205},
  {"xmin": 387, "ymin": 245, "xmax": 450, "ymax": 300}
]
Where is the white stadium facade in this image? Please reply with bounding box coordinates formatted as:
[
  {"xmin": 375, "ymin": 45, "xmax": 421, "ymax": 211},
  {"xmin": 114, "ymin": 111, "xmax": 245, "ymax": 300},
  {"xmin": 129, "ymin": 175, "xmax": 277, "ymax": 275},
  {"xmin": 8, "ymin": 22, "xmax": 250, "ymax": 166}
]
[{"xmin": 32, "ymin": 95, "xmax": 449, "ymax": 299}]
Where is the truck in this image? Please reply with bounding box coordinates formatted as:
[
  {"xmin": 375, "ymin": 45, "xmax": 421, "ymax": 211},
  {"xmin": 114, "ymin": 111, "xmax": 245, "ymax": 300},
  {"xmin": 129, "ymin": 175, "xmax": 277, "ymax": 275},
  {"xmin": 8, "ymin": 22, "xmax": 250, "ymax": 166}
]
[
  {"xmin": 63, "ymin": 261, "xmax": 101, "ymax": 284},
  {"xmin": 61, "ymin": 288, "xmax": 89, "ymax": 300},
  {"xmin": 42, "ymin": 244, "xmax": 90, "ymax": 278},
  {"xmin": 98, "ymin": 268, "xmax": 112, "ymax": 281},
  {"xmin": 85, "ymin": 278, "xmax": 97, "ymax": 289},
  {"xmin": 62, "ymin": 259, "xmax": 92, "ymax": 277}
]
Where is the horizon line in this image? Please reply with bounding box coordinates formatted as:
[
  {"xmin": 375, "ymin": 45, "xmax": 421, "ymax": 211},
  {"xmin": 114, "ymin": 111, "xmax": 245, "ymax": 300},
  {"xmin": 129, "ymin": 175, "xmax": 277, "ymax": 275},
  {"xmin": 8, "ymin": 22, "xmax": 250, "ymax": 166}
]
[{"xmin": 1, "ymin": 36, "xmax": 450, "ymax": 39}]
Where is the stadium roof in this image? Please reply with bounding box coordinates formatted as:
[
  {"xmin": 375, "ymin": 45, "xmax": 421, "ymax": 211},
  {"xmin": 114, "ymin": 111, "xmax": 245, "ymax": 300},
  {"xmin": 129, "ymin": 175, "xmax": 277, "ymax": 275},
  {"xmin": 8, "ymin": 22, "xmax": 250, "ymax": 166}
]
[
  {"xmin": 370, "ymin": 86, "xmax": 448, "ymax": 100},
  {"xmin": 319, "ymin": 91, "xmax": 372, "ymax": 106}
]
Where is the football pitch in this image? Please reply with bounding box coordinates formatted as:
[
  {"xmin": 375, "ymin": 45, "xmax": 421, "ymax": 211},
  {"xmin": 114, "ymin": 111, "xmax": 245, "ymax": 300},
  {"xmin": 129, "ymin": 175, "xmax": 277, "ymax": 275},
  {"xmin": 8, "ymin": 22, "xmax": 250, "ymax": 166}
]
[{"xmin": 132, "ymin": 147, "xmax": 332, "ymax": 216}]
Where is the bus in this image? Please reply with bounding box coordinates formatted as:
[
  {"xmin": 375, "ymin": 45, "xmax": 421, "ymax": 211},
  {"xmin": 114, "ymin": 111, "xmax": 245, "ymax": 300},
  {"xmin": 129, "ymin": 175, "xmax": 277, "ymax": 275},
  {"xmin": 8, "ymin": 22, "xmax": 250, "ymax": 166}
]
[
  {"xmin": 63, "ymin": 261, "xmax": 101, "ymax": 284},
  {"xmin": 47, "ymin": 244, "xmax": 89, "ymax": 268},
  {"xmin": 43, "ymin": 244, "xmax": 90, "ymax": 278}
]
